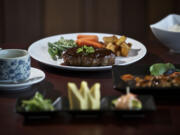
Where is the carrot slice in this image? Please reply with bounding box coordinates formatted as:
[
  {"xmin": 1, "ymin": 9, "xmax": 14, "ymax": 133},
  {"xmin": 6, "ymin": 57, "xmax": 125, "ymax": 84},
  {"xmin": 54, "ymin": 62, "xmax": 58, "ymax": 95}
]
[
  {"xmin": 77, "ymin": 35, "xmax": 98, "ymax": 40},
  {"xmin": 76, "ymin": 39, "xmax": 104, "ymax": 48},
  {"xmin": 79, "ymin": 37, "xmax": 98, "ymax": 42}
]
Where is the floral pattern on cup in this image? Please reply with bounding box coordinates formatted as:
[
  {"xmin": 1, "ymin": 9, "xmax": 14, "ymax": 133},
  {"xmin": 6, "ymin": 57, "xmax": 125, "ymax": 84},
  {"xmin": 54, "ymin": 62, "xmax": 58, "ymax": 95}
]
[{"xmin": 0, "ymin": 52, "xmax": 31, "ymax": 82}]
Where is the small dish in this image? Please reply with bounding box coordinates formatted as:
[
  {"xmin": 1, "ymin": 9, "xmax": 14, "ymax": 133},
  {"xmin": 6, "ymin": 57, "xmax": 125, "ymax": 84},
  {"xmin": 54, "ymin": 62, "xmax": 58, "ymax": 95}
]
[
  {"xmin": 0, "ymin": 67, "xmax": 45, "ymax": 90},
  {"xmin": 112, "ymin": 64, "xmax": 180, "ymax": 95},
  {"xmin": 150, "ymin": 14, "xmax": 180, "ymax": 53}
]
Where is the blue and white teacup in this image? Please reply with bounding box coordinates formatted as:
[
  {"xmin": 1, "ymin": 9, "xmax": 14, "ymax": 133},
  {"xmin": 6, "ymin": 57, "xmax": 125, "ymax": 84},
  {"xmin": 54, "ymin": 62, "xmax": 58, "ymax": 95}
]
[{"xmin": 0, "ymin": 49, "xmax": 31, "ymax": 82}]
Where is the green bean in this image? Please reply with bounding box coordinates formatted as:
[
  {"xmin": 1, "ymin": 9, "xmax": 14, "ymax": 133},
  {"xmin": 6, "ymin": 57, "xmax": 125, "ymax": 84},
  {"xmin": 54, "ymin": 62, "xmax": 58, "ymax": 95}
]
[{"xmin": 48, "ymin": 37, "xmax": 77, "ymax": 60}]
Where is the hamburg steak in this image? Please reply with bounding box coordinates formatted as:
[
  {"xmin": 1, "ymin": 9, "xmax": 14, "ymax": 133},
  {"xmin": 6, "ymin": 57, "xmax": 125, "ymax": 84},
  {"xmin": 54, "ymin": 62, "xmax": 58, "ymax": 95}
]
[{"xmin": 62, "ymin": 46, "xmax": 115, "ymax": 66}]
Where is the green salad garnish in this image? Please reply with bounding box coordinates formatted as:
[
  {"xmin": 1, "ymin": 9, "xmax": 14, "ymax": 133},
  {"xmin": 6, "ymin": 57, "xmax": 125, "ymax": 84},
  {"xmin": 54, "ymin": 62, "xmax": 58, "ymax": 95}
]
[
  {"xmin": 48, "ymin": 37, "xmax": 77, "ymax": 60},
  {"xmin": 131, "ymin": 99, "xmax": 142, "ymax": 110},
  {"xmin": 21, "ymin": 92, "xmax": 54, "ymax": 112},
  {"xmin": 76, "ymin": 45, "xmax": 95, "ymax": 55},
  {"xmin": 150, "ymin": 63, "xmax": 180, "ymax": 76},
  {"xmin": 112, "ymin": 99, "xmax": 118, "ymax": 106}
]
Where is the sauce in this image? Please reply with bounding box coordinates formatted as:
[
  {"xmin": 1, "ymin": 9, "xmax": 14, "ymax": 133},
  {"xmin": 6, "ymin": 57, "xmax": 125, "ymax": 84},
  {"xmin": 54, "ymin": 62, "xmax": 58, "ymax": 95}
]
[{"xmin": 63, "ymin": 47, "xmax": 115, "ymax": 58}]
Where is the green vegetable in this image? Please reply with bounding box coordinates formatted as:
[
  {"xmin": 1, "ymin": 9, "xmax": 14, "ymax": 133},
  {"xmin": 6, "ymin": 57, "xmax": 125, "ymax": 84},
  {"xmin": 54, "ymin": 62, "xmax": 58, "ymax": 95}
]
[
  {"xmin": 112, "ymin": 99, "xmax": 118, "ymax": 106},
  {"xmin": 48, "ymin": 37, "xmax": 77, "ymax": 60},
  {"xmin": 76, "ymin": 47, "xmax": 83, "ymax": 53},
  {"xmin": 21, "ymin": 92, "xmax": 54, "ymax": 112},
  {"xmin": 76, "ymin": 45, "xmax": 95, "ymax": 55},
  {"xmin": 131, "ymin": 99, "xmax": 142, "ymax": 110},
  {"xmin": 150, "ymin": 63, "xmax": 176, "ymax": 76}
]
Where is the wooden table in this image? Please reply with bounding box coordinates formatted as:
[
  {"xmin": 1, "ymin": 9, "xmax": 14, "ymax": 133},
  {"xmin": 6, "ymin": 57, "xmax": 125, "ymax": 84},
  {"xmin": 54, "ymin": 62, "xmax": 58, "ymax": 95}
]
[{"xmin": 1, "ymin": 40, "xmax": 180, "ymax": 135}]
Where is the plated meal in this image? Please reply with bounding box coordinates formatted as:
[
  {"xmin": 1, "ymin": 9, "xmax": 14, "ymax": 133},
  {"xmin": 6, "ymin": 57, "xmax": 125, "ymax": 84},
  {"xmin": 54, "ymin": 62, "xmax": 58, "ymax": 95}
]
[
  {"xmin": 121, "ymin": 63, "xmax": 180, "ymax": 88},
  {"xmin": 113, "ymin": 63, "xmax": 180, "ymax": 94},
  {"xmin": 48, "ymin": 34, "xmax": 131, "ymax": 67},
  {"xmin": 28, "ymin": 33, "xmax": 147, "ymax": 71}
]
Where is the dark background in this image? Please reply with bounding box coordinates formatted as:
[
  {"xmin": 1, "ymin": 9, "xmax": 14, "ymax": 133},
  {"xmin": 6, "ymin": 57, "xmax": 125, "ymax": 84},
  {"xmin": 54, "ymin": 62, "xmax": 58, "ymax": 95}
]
[{"xmin": 0, "ymin": 0, "xmax": 180, "ymax": 48}]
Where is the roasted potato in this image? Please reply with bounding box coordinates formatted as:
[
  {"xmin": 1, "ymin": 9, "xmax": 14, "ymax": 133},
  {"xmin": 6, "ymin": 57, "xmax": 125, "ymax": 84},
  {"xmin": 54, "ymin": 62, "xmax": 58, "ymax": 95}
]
[
  {"xmin": 103, "ymin": 36, "xmax": 118, "ymax": 44},
  {"xmin": 103, "ymin": 35, "xmax": 132, "ymax": 57},
  {"xmin": 106, "ymin": 43, "xmax": 116, "ymax": 52},
  {"xmin": 116, "ymin": 36, "xmax": 126, "ymax": 46},
  {"xmin": 121, "ymin": 42, "xmax": 131, "ymax": 56},
  {"xmin": 116, "ymin": 51, "xmax": 121, "ymax": 56}
]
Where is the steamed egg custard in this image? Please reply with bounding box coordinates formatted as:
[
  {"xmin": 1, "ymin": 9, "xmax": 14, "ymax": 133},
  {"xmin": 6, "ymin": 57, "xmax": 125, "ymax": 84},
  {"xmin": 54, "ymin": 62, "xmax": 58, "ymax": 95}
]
[
  {"xmin": 67, "ymin": 81, "xmax": 101, "ymax": 110},
  {"xmin": 168, "ymin": 24, "xmax": 180, "ymax": 32}
]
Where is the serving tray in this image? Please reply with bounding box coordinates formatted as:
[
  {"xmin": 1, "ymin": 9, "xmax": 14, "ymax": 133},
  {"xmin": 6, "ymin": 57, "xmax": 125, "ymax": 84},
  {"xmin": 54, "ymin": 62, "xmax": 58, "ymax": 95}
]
[{"xmin": 16, "ymin": 95, "xmax": 156, "ymax": 118}]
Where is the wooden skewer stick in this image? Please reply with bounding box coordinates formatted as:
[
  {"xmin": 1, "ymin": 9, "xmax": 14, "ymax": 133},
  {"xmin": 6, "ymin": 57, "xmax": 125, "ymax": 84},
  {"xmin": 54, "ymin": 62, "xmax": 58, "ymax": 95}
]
[{"xmin": 126, "ymin": 86, "xmax": 130, "ymax": 94}]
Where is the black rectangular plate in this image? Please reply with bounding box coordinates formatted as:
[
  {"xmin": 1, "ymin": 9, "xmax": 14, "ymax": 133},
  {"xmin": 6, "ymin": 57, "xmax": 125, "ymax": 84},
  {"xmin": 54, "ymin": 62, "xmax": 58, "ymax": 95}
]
[
  {"xmin": 16, "ymin": 95, "xmax": 156, "ymax": 118},
  {"xmin": 112, "ymin": 64, "xmax": 180, "ymax": 95}
]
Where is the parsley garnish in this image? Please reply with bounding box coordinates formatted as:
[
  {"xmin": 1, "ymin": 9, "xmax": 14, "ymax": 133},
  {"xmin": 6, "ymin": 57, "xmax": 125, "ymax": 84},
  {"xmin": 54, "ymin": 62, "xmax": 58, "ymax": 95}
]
[{"xmin": 76, "ymin": 46, "xmax": 95, "ymax": 55}]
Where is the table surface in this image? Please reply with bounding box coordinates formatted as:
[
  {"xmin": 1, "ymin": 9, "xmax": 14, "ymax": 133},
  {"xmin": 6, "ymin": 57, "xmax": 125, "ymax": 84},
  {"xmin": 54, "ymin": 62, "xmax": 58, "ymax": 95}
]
[{"xmin": 1, "ymin": 40, "xmax": 180, "ymax": 135}]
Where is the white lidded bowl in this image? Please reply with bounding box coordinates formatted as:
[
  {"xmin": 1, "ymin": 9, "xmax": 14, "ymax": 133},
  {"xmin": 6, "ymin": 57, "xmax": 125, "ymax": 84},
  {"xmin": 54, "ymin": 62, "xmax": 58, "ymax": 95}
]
[{"xmin": 150, "ymin": 14, "xmax": 180, "ymax": 53}]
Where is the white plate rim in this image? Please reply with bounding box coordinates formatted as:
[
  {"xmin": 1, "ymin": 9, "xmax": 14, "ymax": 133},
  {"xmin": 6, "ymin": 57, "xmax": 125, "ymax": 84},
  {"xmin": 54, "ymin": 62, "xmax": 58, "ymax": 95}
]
[{"xmin": 28, "ymin": 32, "xmax": 147, "ymax": 71}]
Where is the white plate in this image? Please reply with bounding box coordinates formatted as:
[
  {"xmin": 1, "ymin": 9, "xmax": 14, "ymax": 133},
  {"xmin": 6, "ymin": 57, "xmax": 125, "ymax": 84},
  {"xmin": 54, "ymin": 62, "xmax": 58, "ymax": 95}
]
[
  {"xmin": 28, "ymin": 33, "xmax": 147, "ymax": 71},
  {"xmin": 0, "ymin": 67, "xmax": 45, "ymax": 90}
]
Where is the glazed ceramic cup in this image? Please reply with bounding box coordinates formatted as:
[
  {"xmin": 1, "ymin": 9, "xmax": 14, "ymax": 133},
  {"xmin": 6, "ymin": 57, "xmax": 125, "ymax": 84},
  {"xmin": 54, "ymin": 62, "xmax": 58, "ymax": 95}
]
[{"xmin": 0, "ymin": 49, "xmax": 31, "ymax": 82}]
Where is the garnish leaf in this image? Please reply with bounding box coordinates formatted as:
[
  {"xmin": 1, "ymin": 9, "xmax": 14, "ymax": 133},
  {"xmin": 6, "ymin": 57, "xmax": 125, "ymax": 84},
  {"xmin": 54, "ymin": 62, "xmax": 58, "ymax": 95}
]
[
  {"xmin": 150, "ymin": 63, "xmax": 176, "ymax": 76},
  {"xmin": 131, "ymin": 99, "xmax": 142, "ymax": 110},
  {"xmin": 112, "ymin": 99, "xmax": 118, "ymax": 106},
  {"xmin": 76, "ymin": 45, "xmax": 95, "ymax": 55}
]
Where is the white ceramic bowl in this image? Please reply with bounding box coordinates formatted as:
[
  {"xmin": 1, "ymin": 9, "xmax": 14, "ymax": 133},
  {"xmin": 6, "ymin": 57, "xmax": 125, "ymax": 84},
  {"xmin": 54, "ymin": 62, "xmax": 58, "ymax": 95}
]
[{"xmin": 150, "ymin": 14, "xmax": 180, "ymax": 53}]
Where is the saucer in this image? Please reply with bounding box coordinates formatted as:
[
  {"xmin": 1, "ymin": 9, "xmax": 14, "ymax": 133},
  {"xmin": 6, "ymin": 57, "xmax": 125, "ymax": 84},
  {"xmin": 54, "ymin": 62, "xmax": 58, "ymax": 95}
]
[{"xmin": 0, "ymin": 67, "xmax": 45, "ymax": 90}]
